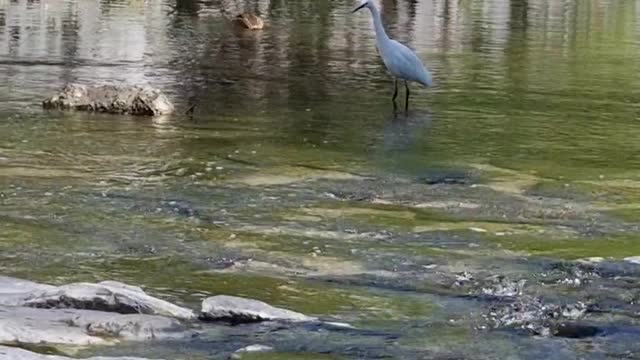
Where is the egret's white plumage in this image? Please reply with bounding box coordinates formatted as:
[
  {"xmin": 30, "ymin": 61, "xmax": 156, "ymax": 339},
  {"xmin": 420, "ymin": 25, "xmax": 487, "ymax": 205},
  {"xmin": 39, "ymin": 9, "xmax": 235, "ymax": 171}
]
[{"xmin": 353, "ymin": 0, "xmax": 432, "ymax": 108}]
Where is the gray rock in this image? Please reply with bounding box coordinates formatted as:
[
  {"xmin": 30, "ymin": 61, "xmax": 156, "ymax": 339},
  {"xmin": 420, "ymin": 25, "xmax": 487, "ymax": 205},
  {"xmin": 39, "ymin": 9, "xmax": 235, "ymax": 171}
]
[
  {"xmin": 0, "ymin": 276, "xmax": 55, "ymax": 294},
  {"xmin": 230, "ymin": 344, "xmax": 274, "ymax": 359},
  {"xmin": 0, "ymin": 278, "xmax": 195, "ymax": 320},
  {"xmin": 43, "ymin": 84, "xmax": 175, "ymax": 116},
  {"xmin": 0, "ymin": 277, "xmax": 55, "ymax": 306},
  {"xmin": 0, "ymin": 305, "xmax": 185, "ymax": 346},
  {"xmin": 200, "ymin": 295, "xmax": 315, "ymax": 323},
  {"xmin": 0, "ymin": 345, "xmax": 161, "ymax": 360}
]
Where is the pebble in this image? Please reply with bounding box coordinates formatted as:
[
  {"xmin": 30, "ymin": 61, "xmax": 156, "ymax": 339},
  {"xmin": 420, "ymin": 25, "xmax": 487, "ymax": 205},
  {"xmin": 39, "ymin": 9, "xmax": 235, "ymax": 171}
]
[
  {"xmin": 231, "ymin": 344, "xmax": 274, "ymax": 359},
  {"xmin": 577, "ymin": 257, "xmax": 604, "ymax": 264},
  {"xmin": 324, "ymin": 321, "xmax": 355, "ymax": 329}
]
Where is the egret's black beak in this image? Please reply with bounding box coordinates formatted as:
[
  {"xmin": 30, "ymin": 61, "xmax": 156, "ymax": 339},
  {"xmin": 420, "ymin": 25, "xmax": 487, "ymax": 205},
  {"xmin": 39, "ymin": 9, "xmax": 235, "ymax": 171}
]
[{"xmin": 352, "ymin": 3, "xmax": 366, "ymax": 13}]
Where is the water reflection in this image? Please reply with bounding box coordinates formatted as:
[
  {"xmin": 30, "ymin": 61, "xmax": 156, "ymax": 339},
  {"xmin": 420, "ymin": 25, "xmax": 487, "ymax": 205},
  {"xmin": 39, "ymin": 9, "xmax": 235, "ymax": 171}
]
[
  {"xmin": 382, "ymin": 108, "xmax": 433, "ymax": 153},
  {"xmin": 173, "ymin": 0, "xmax": 199, "ymax": 16},
  {"xmin": 0, "ymin": 0, "xmax": 638, "ymax": 175},
  {"xmin": 1, "ymin": 0, "xmax": 637, "ymax": 105}
]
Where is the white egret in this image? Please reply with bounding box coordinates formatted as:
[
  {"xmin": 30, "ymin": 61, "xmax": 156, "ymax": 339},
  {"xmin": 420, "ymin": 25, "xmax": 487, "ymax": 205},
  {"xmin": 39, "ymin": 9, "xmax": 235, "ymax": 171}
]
[{"xmin": 352, "ymin": 0, "xmax": 432, "ymax": 110}]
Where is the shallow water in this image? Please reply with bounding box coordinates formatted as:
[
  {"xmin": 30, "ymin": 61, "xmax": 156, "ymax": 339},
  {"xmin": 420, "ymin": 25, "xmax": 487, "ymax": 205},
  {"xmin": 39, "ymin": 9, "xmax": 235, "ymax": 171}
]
[{"xmin": 1, "ymin": 0, "xmax": 640, "ymax": 359}]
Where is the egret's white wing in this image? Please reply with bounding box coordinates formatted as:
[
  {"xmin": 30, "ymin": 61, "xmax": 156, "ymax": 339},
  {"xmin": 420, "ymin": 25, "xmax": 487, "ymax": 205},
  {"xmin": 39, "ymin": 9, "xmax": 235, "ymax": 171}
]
[{"xmin": 383, "ymin": 40, "xmax": 432, "ymax": 86}]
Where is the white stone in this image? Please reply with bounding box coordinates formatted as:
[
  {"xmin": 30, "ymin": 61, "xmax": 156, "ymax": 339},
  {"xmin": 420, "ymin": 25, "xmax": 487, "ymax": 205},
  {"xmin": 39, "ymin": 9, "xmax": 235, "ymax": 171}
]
[
  {"xmin": 0, "ymin": 345, "xmax": 161, "ymax": 360},
  {"xmin": 0, "ymin": 277, "xmax": 195, "ymax": 320},
  {"xmin": 0, "ymin": 306, "xmax": 185, "ymax": 346},
  {"xmin": 201, "ymin": 295, "xmax": 314, "ymax": 323}
]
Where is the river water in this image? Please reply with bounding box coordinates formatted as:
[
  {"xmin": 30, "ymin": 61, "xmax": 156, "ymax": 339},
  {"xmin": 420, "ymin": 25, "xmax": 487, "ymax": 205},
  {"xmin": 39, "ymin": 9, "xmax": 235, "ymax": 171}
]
[{"xmin": 1, "ymin": 0, "xmax": 640, "ymax": 359}]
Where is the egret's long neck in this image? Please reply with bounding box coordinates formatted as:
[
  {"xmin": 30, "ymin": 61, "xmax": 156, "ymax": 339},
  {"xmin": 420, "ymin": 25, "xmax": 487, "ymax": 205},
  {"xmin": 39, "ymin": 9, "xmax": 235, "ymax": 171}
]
[{"xmin": 368, "ymin": 5, "xmax": 389, "ymax": 45}]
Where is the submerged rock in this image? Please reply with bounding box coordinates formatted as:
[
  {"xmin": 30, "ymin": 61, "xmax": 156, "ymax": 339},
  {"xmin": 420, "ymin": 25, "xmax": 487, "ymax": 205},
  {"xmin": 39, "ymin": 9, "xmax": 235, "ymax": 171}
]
[
  {"xmin": 553, "ymin": 322, "xmax": 602, "ymax": 339},
  {"xmin": 455, "ymin": 272, "xmax": 594, "ymax": 337},
  {"xmin": 200, "ymin": 295, "xmax": 315, "ymax": 323},
  {"xmin": 0, "ymin": 278, "xmax": 195, "ymax": 320},
  {"xmin": 480, "ymin": 276, "xmax": 527, "ymax": 297},
  {"xmin": 43, "ymin": 84, "xmax": 175, "ymax": 116},
  {"xmin": 485, "ymin": 298, "xmax": 588, "ymax": 336},
  {"xmin": 453, "ymin": 273, "xmax": 526, "ymax": 298},
  {"xmin": 0, "ymin": 345, "xmax": 161, "ymax": 360},
  {"xmin": 0, "ymin": 305, "xmax": 185, "ymax": 346}
]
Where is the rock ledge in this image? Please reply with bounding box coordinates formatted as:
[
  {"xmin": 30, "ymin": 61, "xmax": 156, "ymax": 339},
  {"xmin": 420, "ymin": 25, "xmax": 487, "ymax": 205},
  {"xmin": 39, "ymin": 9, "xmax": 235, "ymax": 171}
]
[
  {"xmin": 0, "ymin": 345, "xmax": 162, "ymax": 360},
  {"xmin": 43, "ymin": 84, "xmax": 175, "ymax": 116},
  {"xmin": 201, "ymin": 295, "xmax": 315, "ymax": 323}
]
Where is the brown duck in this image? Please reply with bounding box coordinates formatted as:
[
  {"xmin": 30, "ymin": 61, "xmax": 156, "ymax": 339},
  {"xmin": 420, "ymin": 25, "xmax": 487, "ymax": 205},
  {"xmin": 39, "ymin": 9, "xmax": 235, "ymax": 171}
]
[{"xmin": 233, "ymin": 12, "xmax": 264, "ymax": 30}]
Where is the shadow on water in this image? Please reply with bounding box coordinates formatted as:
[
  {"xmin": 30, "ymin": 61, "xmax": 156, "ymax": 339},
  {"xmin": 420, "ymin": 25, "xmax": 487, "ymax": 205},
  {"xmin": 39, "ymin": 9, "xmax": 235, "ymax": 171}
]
[
  {"xmin": 363, "ymin": 107, "xmax": 438, "ymax": 179},
  {"xmin": 382, "ymin": 108, "xmax": 433, "ymax": 153}
]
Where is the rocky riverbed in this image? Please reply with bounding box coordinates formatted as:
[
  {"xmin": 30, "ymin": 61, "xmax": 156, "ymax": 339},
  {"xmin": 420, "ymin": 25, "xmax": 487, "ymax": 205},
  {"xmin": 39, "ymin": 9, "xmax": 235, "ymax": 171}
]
[
  {"xmin": 2, "ymin": 215, "xmax": 640, "ymax": 359},
  {"xmin": 2, "ymin": 160, "xmax": 640, "ymax": 359}
]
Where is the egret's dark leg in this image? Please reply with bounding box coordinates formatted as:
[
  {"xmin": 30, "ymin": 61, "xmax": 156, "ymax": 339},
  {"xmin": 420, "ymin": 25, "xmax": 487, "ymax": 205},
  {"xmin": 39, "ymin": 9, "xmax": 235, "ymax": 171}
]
[
  {"xmin": 405, "ymin": 80, "xmax": 410, "ymax": 111},
  {"xmin": 392, "ymin": 78, "xmax": 398, "ymax": 103}
]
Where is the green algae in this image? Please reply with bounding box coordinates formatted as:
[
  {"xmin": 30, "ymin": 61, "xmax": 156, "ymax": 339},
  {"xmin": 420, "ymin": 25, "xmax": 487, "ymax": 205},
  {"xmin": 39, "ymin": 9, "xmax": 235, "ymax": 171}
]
[
  {"xmin": 233, "ymin": 353, "xmax": 344, "ymax": 360},
  {"xmin": 606, "ymin": 207, "xmax": 640, "ymax": 223},
  {"xmin": 190, "ymin": 271, "xmax": 435, "ymax": 321},
  {"xmin": 232, "ymin": 165, "xmax": 367, "ymax": 186},
  {"xmin": 295, "ymin": 203, "xmax": 576, "ymax": 241},
  {"xmin": 485, "ymin": 233, "xmax": 640, "ymax": 260},
  {"xmin": 297, "ymin": 202, "xmax": 458, "ymax": 232}
]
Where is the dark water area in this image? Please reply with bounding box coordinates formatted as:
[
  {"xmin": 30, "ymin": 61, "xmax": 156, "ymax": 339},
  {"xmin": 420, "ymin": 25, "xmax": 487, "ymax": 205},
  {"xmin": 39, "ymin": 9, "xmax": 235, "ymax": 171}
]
[{"xmin": 1, "ymin": 0, "xmax": 640, "ymax": 359}]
